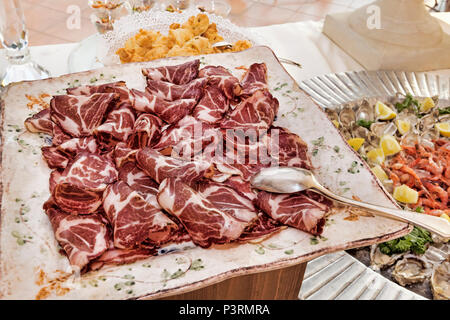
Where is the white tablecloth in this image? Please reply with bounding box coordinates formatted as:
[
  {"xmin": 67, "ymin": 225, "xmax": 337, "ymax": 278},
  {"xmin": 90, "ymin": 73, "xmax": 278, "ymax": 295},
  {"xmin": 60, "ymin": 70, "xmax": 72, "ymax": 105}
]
[{"xmin": 1, "ymin": 14, "xmax": 450, "ymax": 84}]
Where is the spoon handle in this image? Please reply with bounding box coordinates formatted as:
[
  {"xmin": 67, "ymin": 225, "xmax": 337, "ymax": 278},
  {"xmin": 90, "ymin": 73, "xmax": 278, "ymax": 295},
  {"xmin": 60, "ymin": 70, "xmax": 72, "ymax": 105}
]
[{"xmin": 312, "ymin": 185, "xmax": 450, "ymax": 239}]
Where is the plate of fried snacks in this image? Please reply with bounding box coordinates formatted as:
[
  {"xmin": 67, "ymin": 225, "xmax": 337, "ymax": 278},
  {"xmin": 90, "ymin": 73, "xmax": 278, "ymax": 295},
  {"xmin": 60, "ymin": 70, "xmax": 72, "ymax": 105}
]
[{"xmin": 97, "ymin": 8, "xmax": 262, "ymax": 66}]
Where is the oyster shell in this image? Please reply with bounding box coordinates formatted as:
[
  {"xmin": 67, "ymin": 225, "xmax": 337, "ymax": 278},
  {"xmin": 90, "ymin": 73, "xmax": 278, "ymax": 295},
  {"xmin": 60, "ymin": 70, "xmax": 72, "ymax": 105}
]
[
  {"xmin": 430, "ymin": 261, "xmax": 450, "ymax": 300},
  {"xmin": 419, "ymin": 111, "xmax": 439, "ymax": 131},
  {"xmin": 438, "ymin": 114, "xmax": 450, "ymax": 123},
  {"xmin": 339, "ymin": 105, "xmax": 356, "ymax": 127},
  {"xmin": 369, "ymin": 245, "xmax": 403, "ymax": 271},
  {"xmin": 355, "ymin": 100, "xmax": 374, "ymax": 122},
  {"xmin": 424, "ymin": 244, "xmax": 449, "ymax": 266},
  {"xmin": 325, "ymin": 108, "xmax": 339, "ymax": 122},
  {"xmin": 392, "ymin": 254, "xmax": 432, "ymax": 286},
  {"xmin": 370, "ymin": 122, "xmax": 397, "ymax": 137}
]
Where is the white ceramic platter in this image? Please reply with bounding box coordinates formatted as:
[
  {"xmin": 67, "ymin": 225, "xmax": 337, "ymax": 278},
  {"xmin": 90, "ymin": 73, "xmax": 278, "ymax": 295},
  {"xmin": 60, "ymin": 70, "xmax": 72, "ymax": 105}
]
[{"xmin": 0, "ymin": 46, "xmax": 410, "ymax": 300}]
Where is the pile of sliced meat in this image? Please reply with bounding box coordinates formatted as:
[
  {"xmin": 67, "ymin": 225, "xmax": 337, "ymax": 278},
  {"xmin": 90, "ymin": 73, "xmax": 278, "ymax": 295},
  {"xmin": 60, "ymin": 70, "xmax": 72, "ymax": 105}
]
[{"xmin": 25, "ymin": 59, "xmax": 332, "ymax": 273}]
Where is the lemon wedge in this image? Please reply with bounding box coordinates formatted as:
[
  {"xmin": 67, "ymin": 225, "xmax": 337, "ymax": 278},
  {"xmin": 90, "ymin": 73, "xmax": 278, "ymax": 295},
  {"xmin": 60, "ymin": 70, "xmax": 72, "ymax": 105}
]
[
  {"xmin": 420, "ymin": 97, "xmax": 435, "ymax": 113},
  {"xmin": 367, "ymin": 148, "xmax": 385, "ymax": 165},
  {"xmin": 380, "ymin": 135, "xmax": 402, "ymax": 156},
  {"xmin": 441, "ymin": 213, "xmax": 450, "ymax": 222},
  {"xmin": 436, "ymin": 122, "xmax": 450, "ymax": 137},
  {"xmin": 393, "ymin": 185, "xmax": 419, "ymax": 204},
  {"xmin": 332, "ymin": 120, "xmax": 340, "ymax": 128},
  {"xmin": 395, "ymin": 120, "xmax": 410, "ymax": 135},
  {"xmin": 347, "ymin": 138, "xmax": 365, "ymax": 151},
  {"xmin": 375, "ymin": 101, "xmax": 397, "ymax": 120},
  {"xmin": 371, "ymin": 165, "xmax": 388, "ymax": 182}
]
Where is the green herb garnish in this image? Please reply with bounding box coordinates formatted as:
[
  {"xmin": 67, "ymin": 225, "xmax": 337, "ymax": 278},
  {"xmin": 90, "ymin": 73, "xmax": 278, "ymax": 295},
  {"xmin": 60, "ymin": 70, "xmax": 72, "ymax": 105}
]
[
  {"xmin": 378, "ymin": 226, "xmax": 432, "ymax": 255},
  {"xmin": 415, "ymin": 206, "xmax": 425, "ymax": 213},
  {"xmin": 394, "ymin": 94, "xmax": 419, "ymax": 114},
  {"xmin": 356, "ymin": 119, "xmax": 374, "ymax": 129},
  {"xmin": 438, "ymin": 106, "xmax": 450, "ymax": 115}
]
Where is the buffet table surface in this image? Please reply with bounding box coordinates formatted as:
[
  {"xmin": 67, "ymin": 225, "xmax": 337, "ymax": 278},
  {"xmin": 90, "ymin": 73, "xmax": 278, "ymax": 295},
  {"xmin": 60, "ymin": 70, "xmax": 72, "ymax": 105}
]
[
  {"xmin": 1, "ymin": 14, "xmax": 450, "ymax": 300},
  {"xmin": 2, "ymin": 14, "xmax": 450, "ymax": 83}
]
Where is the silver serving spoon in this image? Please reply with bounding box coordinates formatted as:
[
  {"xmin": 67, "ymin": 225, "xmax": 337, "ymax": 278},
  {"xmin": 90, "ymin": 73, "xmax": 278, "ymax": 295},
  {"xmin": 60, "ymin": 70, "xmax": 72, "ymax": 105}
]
[{"xmin": 250, "ymin": 167, "xmax": 450, "ymax": 239}]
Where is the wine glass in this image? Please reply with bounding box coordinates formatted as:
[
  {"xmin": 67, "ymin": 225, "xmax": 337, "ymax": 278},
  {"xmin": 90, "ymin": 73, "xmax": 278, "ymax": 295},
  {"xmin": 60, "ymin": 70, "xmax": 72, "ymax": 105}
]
[{"xmin": 0, "ymin": 0, "xmax": 49, "ymax": 87}]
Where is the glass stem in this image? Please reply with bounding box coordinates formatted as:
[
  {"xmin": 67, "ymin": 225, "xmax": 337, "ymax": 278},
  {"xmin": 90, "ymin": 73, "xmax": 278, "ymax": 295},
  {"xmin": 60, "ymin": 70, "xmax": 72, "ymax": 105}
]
[{"xmin": 5, "ymin": 46, "xmax": 31, "ymax": 65}]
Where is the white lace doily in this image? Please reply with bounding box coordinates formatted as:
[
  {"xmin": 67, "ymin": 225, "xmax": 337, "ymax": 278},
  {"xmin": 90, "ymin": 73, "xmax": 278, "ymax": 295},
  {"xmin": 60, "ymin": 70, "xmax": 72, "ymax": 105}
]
[{"xmin": 97, "ymin": 8, "xmax": 264, "ymax": 65}]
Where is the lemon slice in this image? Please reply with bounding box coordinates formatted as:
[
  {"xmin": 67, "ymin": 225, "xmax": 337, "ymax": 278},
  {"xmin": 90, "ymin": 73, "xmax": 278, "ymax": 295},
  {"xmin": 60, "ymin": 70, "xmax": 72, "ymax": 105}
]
[
  {"xmin": 436, "ymin": 122, "xmax": 450, "ymax": 137},
  {"xmin": 393, "ymin": 185, "xmax": 419, "ymax": 204},
  {"xmin": 332, "ymin": 120, "xmax": 340, "ymax": 128},
  {"xmin": 347, "ymin": 138, "xmax": 365, "ymax": 151},
  {"xmin": 367, "ymin": 148, "xmax": 385, "ymax": 165},
  {"xmin": 441, "ymin": 213, "xmax": 450, "ymax": 222},
  {"xmin": 371, "ymin": 165, "xmax": 388, "ymax": 182},
  {"xmin": 395, "ymin": 120, "xmax": 410, "ymax": 135},
  {"xmin": 380, "ymin": 135, "xmax": 402, "ymax": 156},
  {"xmin": 420, "ymin": 97, "xmax": 435, "ymax": 113},
  {"xmin": 375, "ymin": 101, "xmax": 397, "ymax": 120}
]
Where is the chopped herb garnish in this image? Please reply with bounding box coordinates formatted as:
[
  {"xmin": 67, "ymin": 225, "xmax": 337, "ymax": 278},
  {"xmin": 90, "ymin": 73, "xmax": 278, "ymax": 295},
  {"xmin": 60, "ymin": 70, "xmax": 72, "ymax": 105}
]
[
  {"xmin": 415, "ymin": 206, "xmax": 425, "ymax": 213},
  {"xmin": 339, "ymin": 181, "xmax": 347, "ymax": 186},
  {"xmin": 310, "ymin": 237, "xmax": 319, "ymax": 245},
  {"xmin": 335, "ymin": 168, "xmax": 342, "ymax": 173},
  {"xmin": 333, "ymin": 146, "xmax": 340, "ymax": 153},
  {"xmin": 438, "ymin": 106, "xmax": 450, "ymax": 115},
  {"xmin": 284, "ymin": 249, "xmax": 294, "ymax": 255},
  {"xmin": 394, "ymin": 93, "xmax": 419, "ymax": 114},
  {"xmin": 312, "ymin": 149, "xmax": 319, "ymax": 156},
  {"xmin": 356, "ymin": 119, "xmax": 374, "ymax": 129}
]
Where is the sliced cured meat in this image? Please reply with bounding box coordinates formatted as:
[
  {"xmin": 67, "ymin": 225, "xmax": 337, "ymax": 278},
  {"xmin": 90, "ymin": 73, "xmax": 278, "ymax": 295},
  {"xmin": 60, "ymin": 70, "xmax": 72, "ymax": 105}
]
[
  {"xmin": 56, "ymin": 137, "xmax": 98, "ymax": 157},
  {"xmin": 118, "ymin": 162, "xmax": 159, "ymax": 196},
  {"xmin": 52, "ymin": 124, "xmax": 71, "ymax": 146},
  {"xmin": 114, "ymin": 142, "xmax": 138, "ymax": 168},
  {"xmin": 130, "ymin": 89, "xmax": 197, "ymax": 124},
  {"xmin": 103, "ymin": 181, "xmax": 177, "ymax": 249},
  {"xmin": 67, "ymin": 81, "xmax": 131, "ymax": 109},
  {"xmin": 136, "ymin": 148, "xmax": 213, "ymax": 184},
  {"xmin": 196, "ymin": 181, "xmax": 258, "ymax": 223},
  {"xmin": 41, "ymin": 146, "xmax": 69, "ymax": 169},
  {"xmin": 240, "ymin": 63, "xmax": 268, "ymax": 96},
  {"xmin": 157, "ymin": 178, "xmax": 250, "ymax": 248},
  {"xmin": 60, "ymin": 152, "xmax": 118, "ymax": 192},
  {"xmin": 192, "ymin": 84, "xmax": 229, "ymax": 124},
  {"xmin": 238, "ymin": 212, "xmax": 284, "ymax": 242},
  {"xmin": 219, "ymin": 127, "xmax": 272, "ymax": 166},
  {"xmin": 220, "ymin": 90, "xmax": 279, "ymax": 130},
  {"xmin": 255, "ymin": 190, "xmax": 331, "ymax": 236},
  {"xmin": 146, "ymin": 77, "xmax": 207, "ymax": 101},
  {"xmin": 142, "ymin": 59, "xmax": 200, "ymax": 85},
  {"xmin": 49, "ymin": 170, "xmax": 63, "ymax": 194},
  {"xmin": 152, "ymin": 116, "xmax": 219, "ymax": 160},
  {"xmin": 128, "ymin": 113, "xmax": 163, "ymax": 149},
  {"xmin": 46, "ymin": 207, "xmax": 110, "ymax": 270},
  {"xmin": 88, "ymin": 248, "xmax": 155, "ymax": 271},
  {"xmin": 94, "ymin": 105, "xmax": 135, "ymax": 143},
  {"xmin": 271, "ymin": 127, "xmax": 312, "ymax": 169},
  {"xmin": 53, "ymin": 183, "xmax": 104, "ymax": 214},
  {"xmin": 50, "ymin": 93, "xmax": 117, "ymax": 137},
  {"xmin": 52, "ymin": 153, "xmax": 117, "ymax": 214},
  {"xmin": 198, "ymin": 66, "xmax": 241, "ymax": 100},
  {"xmin": 221, "ymin": 175, "xmax": 258, "ymax": 201},
  {"xmin": 24, "ymin": 109, "xmax": 54, "ymax": 134}
]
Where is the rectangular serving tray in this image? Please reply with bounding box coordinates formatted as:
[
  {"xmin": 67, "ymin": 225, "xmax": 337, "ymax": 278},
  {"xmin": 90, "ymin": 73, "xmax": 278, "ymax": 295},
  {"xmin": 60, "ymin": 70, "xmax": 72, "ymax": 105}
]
[{"xmin": 0, "ymin": 46, "xmax": 411, "ymax": 300}]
